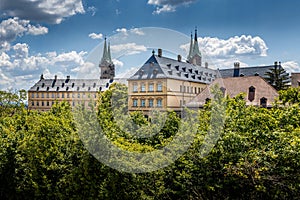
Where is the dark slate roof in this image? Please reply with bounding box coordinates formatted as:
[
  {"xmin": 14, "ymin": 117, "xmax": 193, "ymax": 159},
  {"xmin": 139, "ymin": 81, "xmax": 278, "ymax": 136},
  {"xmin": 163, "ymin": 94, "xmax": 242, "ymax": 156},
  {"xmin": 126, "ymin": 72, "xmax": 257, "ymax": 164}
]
[
  {"xmin": 128, "ymin": 54, "xmax": 218, "ymax": 84},
  {"xmin": 28, "ymin": 77, "xmax": 115, "ymax": 92},
  {"xmin": 219, "ymin": 64, "xmax": 285, "ymax": 78}
]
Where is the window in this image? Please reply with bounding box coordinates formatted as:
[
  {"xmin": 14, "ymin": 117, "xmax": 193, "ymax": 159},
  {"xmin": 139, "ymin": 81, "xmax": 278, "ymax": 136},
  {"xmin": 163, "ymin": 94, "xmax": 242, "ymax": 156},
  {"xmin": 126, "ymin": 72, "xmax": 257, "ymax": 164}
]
[
  {"xmin": 133, "ymin": 83, "xmax": 138, "ymax": 92},
  {"xmin": 260, "ymin": 97, "xmax": 267, "ymax": 108},
  {"xmin": 141, "ymin": 99, "xmax": 146, "ymax": 107},
  {"xmin": 187, "ymin": 86, "xmax": 189, "ymax": 93},
  {"xmin": 133, "ymin": 99, "xmax": 138, "ymax": 107},
  {"xmin": 67, "ymin": 93, "xmax": 70, "ymax": 98},
  {"xmin": 31, "ymin": 101, "xmax": 34, "ymax": 106},
  {"xmin": 157, "ymin": 83, "xmax": 162, "ymax": 92},
  {"xmin": 57, "ymin": 93, "xmax": 60, "ymax": 98},
  {"xmin": 47, "ymin": 101, "xmax": 49, "ymax": 106},
  {"xmin": 42, "ymin": 102, "xmax": 44, "ymax": 106},
  {"xmin": 77, "ymin": 93, "xmax": 80, "ymax": 98},
  {"xmin": 72, "ymin": 102, "xmax": 75, "ymax": 106},
  {"xmin": 52, "ymin": 93, "xmax": 55, "ymax": 98},
  {"xmin": 157, "ymin": 99, "xmax": 162, "ymax": 107},
  {"xmin": 36, "ymin": 93, "xmax": 39, "ymax": 98},
  {"xmin": 180, "ymin": 85, "xmax": 183, "ymax": 92},
  {"xmin": 37, "ymin": 102, "xmax": 39, "ymax": 106},
  {"xmin": 31, "ymin": 93, "xmax": 34, "ymax": 98},
  {"xmin": 195, "ymin": 87, "xmax": 197, "ymax": 94},
  {"xmin": 148, "ymin": 83, "xmax": 154, "ymax": 92},
  {"xmin": 149, "ymin": 99, "xmax": 154, "ymax": 107},
  {"xmin": 72, "ymin": 93, "xmax": 75, "ymax": 98},
  {"xmin": 41, "ymin": 93, "xmax": 44, "ymax": 98},
  {"xmin": 248, "ymin": 86, "xmax": 255, "ymax": 102},
  {"xmin": 46, "ymin": 93, "xmax": 49, "ymax": 98},
  {"xmin": 141, "ymin": 83, "xmax": 146, "ymax": 92},
  {"xmin": 62, "ymin": 93, "xmax": 65, "ymax": 98}
]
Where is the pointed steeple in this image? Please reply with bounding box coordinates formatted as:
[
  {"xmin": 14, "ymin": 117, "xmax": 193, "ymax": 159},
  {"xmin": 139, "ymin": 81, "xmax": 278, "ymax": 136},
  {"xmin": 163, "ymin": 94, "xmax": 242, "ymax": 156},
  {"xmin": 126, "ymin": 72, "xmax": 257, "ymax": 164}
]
[
  {"xmin": 101, "ymin": 37, "xmax": 110, "ymax": 65},
  {"xmin": 187, "ymin": 32, "xmax": 193, "ymax": 61},
  {"xmin": 108, "ymin": 41, "xmax": 112, "ymax": 63},
  {"xmin": 192, "ymin": 27, "xmax": 201, "ymax": 57},
  {"xmin": 187, "ymin": 27, "xmax": 202, "ymax": 66}
]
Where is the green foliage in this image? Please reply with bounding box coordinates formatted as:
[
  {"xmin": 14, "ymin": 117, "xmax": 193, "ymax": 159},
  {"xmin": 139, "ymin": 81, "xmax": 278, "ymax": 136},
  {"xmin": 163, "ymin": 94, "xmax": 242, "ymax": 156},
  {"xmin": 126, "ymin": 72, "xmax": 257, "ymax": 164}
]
[
  {"xmin": 278, "ymin": 86, "xmax": 300, "ymax": 105},
  {"xmin": 1, "ymin": 87, "xmax": 300, "ymax": 199}
]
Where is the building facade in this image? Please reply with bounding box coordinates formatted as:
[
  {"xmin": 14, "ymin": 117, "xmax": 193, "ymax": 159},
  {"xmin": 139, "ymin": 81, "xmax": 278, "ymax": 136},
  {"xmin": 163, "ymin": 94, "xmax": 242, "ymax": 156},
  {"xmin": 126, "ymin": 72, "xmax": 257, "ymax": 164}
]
[
  {"xmin": 28, "ymin": 38, "xmax": 116, "ymax": 111},
  {"xmin": 127, "ymin": 30, "xmax": 217, "ymax": 114}
]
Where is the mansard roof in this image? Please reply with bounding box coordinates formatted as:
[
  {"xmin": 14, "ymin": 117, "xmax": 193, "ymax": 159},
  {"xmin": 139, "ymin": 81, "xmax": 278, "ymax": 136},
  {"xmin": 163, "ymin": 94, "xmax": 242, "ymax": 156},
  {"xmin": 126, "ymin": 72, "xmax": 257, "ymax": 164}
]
[
  {"xmin": 219, "ymin": 64, "xmax": 285, "ymax": 78},
  {"xmin": 28, "ymin": 77, "xmax": 115, "ymax": 92},
  {"xmin": 128, "ymin": 54, "xmax": 217, "ymax": 84}
]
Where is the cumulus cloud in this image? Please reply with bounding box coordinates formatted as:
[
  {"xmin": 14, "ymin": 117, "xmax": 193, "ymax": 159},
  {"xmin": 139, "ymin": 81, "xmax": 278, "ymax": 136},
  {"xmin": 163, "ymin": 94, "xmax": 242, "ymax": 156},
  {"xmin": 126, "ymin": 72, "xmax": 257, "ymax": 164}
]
[
  {"xmin": 115, "ymin": 28, "xmax": 145, "ymax": 36},
  {"xmin": 112, "ymin": 58, "xmax": 124, "ymax": 68},
  {"xmin": 181, "ymin": 35, "xmax": 268, "ymax": 59},
  {"xmin": 0, "ymin": 17, "xmax": 48, "ymax": 51},
  {"xmin": 0, "ymin": 0, "xmax": 85, "ymax": 24},
  {"xmin": 89, "ymin": 33, "xmax": 103, "ymax": 40},
  {"xmin": 0, "ymin": 43, "xmax": 88, "ymax": 90},
  {"xmin": 282, "ymin": 61, "xmax": 300, "ymax": 73},
  {"xmin": 110, "ymin": 43, "xmax": 147, "ymax": 55},
  {"xmin": 147, "ymin": 0, "xmax": 196, "ymax": 14}
]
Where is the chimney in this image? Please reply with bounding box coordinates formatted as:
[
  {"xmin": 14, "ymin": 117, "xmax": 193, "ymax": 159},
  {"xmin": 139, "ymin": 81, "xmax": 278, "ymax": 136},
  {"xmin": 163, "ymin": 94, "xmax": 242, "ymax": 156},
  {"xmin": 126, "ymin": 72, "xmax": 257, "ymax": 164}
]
[
  {"xmin": 177, "ymin": 55, "xmax": 182, "ymax": 62},
  {"xmin": 40, "ymin": 74, "xmax": 44, "ymax": 80},
  {"xmin": 66, "ymin": 75, "xmax": 70, "ymax": 80},
  {"xmin": 233, "ymin": 62, "xmax": 240, "ymax": 77},
  {"xmin": 54, "ymin": 75, "xmax": 57, "ymax": 80},
  {"xmin": 274, "ymin": 61, "xmax": 278, "ymax": 66},
  {"xmin": 158, "ymin": 48, "xmax": 162, "ymax": 57},
  {"xmin": 205, "ymin": 62, "xmax": 208, "ymax": 69}
]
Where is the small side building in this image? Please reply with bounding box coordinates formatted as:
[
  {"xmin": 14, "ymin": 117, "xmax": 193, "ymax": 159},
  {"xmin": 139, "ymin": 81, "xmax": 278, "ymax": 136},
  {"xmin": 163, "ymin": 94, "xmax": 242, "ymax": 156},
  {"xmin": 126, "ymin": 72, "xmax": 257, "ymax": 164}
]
[{"xmin": 187, "ymin": 76, "xmax": 279, "ymax": 108}]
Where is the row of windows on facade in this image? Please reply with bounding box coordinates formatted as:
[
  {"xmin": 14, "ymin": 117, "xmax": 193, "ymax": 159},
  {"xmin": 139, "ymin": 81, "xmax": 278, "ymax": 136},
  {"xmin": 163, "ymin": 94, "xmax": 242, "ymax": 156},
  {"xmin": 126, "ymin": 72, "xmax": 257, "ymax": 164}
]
[
  {"xmin": 30, "ymin": 92, "xmax": 97, "ymax": 99},
  {"xmin": 30, "ymin": 101, "xmax": 96, "ymax": 107},
  {"xmin": 179, "ymin": 85, "xmax": 204, "ymax": 94},
  {"xmin": 132, "ymin": 82, "xmax": 163, "ymax": 92},
  {"xmin": 132, "ymin": 99, "xmax": 163, "ymax": 108}
]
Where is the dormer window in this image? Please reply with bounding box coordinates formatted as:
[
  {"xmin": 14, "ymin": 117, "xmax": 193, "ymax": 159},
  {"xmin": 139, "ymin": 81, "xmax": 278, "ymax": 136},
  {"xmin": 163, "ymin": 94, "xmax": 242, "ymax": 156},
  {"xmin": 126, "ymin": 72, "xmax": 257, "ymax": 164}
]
[
  {"xmin": 182, "ymin": 67, "xmax": 186, "ymax": 72},
  {"xmin": 260, "ymin": 97, "xmax": 267, "ymax": 108},
  {"xmin": 175, "ymin": 65, "xmax": 179, "ymax": 71},
  {"xmin": 248, "ymin": 86, "xmax": 255, "ymax": 102}
]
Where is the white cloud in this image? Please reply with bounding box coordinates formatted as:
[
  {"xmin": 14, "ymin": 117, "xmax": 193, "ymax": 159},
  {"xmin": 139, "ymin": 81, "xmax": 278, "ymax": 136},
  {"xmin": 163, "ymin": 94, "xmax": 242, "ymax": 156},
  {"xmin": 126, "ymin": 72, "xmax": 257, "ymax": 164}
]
[
  {"xmin": 115, "ymin": 28, "xmax": 145, "ymax": 37},
  {"xmin": 110, "ymin": 43, "xmax": 147, "ymax": 55},
  {"xmin": 281, "ymin": 61, "xmax": 300, "ymax": 73},
  {"xmin": 148, "ymin": 0, "xmax": 196, "ymax": 14},
  {"xmin": 0, "ymin": 17, "xmax": 48, "ymax": 51},
  {"xmin": 1, "ymin": 0, "xmax": 85, "ymax": 24},
  {"xmin": 89, "ymin": 33, "xmax": 103, "ymax": 40},
  {"xmin": 0, "ymin": 42, "xmax": 88, "ymax": 90},
  {"xmin": 87, "ymin": 6, "xmax": 97, "ymax": 16},
  {"xmin": 112, "ymin": 58, "xmax": 124, "ymax": 68},
  {"xmin": 180, "ymin": 35, "xmax": 268, "ymax": 59}
]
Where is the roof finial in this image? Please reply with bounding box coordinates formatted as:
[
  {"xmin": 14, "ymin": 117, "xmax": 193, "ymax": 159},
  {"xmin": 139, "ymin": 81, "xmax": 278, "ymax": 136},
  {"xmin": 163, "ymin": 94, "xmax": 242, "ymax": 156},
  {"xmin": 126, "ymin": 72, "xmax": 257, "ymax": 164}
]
[
  {"xmin": 194, "ymin": 26, "xmax": 198, "ymax": 41},
  {"xmin": 152, "ymin": 49, "xmax": 155, "ymax": 55}
]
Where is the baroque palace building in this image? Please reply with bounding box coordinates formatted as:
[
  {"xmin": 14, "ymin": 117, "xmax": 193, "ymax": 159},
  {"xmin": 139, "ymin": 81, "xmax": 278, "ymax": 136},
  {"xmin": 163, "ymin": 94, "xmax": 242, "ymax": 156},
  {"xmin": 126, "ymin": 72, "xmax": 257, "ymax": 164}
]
[
  {"xmin": 127, "ymin": 29, "xmax": 217, "ymax": 114},
  {"xmin": 28, "ymin": 38, "xmax": 116, "ymax": 111}
]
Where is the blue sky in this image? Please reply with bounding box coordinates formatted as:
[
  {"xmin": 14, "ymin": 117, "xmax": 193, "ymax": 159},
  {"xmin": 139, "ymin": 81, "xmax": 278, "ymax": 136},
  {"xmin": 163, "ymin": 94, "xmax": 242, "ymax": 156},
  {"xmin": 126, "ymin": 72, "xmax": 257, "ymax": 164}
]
[{"xmin": 1, "ymin": 0, "xmax": 300, "ymax": 90}]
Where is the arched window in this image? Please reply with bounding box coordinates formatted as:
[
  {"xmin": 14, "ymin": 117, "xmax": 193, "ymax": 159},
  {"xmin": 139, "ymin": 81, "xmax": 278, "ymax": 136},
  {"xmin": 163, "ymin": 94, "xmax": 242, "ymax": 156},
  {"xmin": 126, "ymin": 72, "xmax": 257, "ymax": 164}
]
[
  {"xmin": 248, "ymin": 86, "xmax": 255, "ymax": 102},
  {"xmin": 260, "ymin": 97, "xmax": 267, "ymax": 108}
]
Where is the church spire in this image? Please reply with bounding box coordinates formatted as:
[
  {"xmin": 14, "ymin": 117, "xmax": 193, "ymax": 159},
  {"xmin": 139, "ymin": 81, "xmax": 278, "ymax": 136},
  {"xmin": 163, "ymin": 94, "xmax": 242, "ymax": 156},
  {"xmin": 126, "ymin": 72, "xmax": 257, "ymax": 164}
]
[
  {"xmin": 187, "ymin": 32, "xmax": 193, "ymax": 61},
  {"xmin": 187, "ymin": 27, "xmax": 202, "ymax": 66},
  {"xmin": 101, "ymin": 37, "xmax": 111, "ymax": 65}
]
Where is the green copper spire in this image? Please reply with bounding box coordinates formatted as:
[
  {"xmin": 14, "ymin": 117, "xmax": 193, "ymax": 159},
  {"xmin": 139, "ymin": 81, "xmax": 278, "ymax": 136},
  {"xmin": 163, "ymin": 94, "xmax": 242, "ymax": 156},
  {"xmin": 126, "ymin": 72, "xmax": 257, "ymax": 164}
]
[
  {"xmin": 101, "ymin": 37, "xmax": 111, "ymax": 65},
  {"xmin": 192, "ymin": 27, "xmax": 201, "ymax": 57},
  {"xmin": 187, "ymin": 32, "xmax": 193, "ymax": 61}
]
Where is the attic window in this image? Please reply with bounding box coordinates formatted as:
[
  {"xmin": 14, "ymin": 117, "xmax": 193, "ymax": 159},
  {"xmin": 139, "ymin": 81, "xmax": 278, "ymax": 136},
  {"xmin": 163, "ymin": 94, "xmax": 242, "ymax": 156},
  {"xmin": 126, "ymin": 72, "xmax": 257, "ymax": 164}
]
[
  {"xmin": 182, "ymin": 67, "xmax": 186, "ymax": 72},
  {"xmin": 198, "ymin": 76, "xmax": 202, "ymax": 80},
  {"xmin": 177, "ymin": 72, "xmax": 181, "ymax": 77},
  {"xmin": 62, "ymin": 83, "xmax": 65, "ymax": 87},
  {"xmin": 139, "ymin": 70, "xmax": 144, "ymax": 76},
  {"xmin": 88, "ymin": 86, "xmax": 91, "ymax": 91},
  {"xmin": 41, "ymin": 83, "xmax": 45, "ymax": 87},
  {"xmin": 77, "ymin": 86, "xmax": 80, "ymax": 91},
  {"xmin": 168, "ymin": 70, "xmax": 173, "ymax": 75},
  {"xmin": 93, "ymin": 83, "xmax": 96, "ymax": 88},
  {"xmin": 82, "ymin": 83, "xmax": 85, "ymax": 88},
  {"xmin": 46, "ymin": 87, "xmax": 49, "ymax": 91},
  {"xmin": 66, "ymin": 87, "xmax": 69, "ymax": 91},
  {"xmin": 195, "ymin": 70, "xmax": 198, "ymax": 74},
  {"xmin": 36, "ymin": 87, "xmax": 39, "ymax": 91},
  {"xmin": 167, "ymin": 64, "xmax": 171, "ymax": 68},
  {"xmin": 99, "ymin": 87, "xmax": 102, "ymax": 91},
  {"xmin": 106, "ymin": 83, "xmax": 109, "ymax": 88},
  {"xmin": 255, "ymin": 72, "xmax": 259, "ymax": 76},
  {"xmin": 153, "ymin": 69, "xmax": 158, "ymax": 75},
  {"xmin": 240, "ymin": 73, "xmax": 245, "ymax": 77},
  {"xmin": 260, "ymin": 97, "xmax": 267, "ymax": 108},
  {"xmin": 175, "ymin": 65, "xmax": 179, "ymax": 71},
  {"xmin": 191, "ymin": 75, "xmax": 195, "ymax": 79},
  {"xmin": 248, "ymin": 86, "xmax": 255, "ymax": 102},
  {"xmin": 184, "ymin": 73, "xmax": 188, "ymax": 78},
  {"xmin": 56, "ymin": 87, "xmax": 59, "ymax": 91},
  {"xmin": 150, "ymin": 62, "xmax": 154, "ymax": 67},
  {"xmin": 189, "ymin": 69, "xmax": 193, "ymax": 73},
  {"xmin": 72, "ymin": 83, "xmax": 75, "ymax": 87},
  {"xmin": 205, "ymin": 72, "xmax": 208, "ymax": 76}
]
